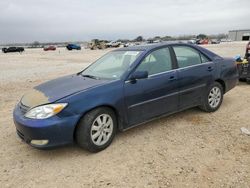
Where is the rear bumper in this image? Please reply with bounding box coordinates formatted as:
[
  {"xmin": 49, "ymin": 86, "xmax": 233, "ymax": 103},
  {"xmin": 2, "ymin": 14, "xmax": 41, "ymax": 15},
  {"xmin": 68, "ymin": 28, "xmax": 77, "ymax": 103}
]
[{"xmin": 13, "ymin": 105, "xmax": 80, "ymax": 149}]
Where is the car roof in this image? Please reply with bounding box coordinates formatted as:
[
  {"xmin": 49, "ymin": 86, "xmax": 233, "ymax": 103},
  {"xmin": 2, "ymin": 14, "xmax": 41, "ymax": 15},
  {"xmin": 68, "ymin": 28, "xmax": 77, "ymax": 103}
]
[
  {"xmin": 115, "ymin": 42, "xmax": 210, "ymax": 52},
  {"xmin": 114, "ymin": 42, "xmax": 222, "ymax": 60},
  {"xmin": 114, "ymin": 42, "xmax": 174, "ymax": 51}
]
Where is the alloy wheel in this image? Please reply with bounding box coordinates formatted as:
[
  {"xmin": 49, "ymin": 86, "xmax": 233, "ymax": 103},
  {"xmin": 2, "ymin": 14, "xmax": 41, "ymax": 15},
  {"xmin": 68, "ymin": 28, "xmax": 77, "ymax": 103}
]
[
  {"xmin": 208, "ymin": 86, "xmax": 222, "ymax": 108},
  {"xmin": 90, "ymin": 114, "xmax": 113, "ymax": 146}
]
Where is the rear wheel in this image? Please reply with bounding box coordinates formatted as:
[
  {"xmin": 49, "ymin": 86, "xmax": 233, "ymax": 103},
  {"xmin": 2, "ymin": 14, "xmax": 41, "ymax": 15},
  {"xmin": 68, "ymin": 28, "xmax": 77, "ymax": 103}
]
[
  {"xmin": 199, "ymin": 82, "xmax": 223, "ymax": 112},
  {"xmin": 76, "ymin": 107, "xmax": 117, "ymax": 152}
]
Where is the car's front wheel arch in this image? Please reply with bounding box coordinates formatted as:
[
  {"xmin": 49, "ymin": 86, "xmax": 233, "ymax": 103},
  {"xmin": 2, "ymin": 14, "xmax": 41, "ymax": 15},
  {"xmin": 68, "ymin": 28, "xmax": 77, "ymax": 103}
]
[{"xmin": 73, "ymin": 105, "xmax": 122, "ymax": 151}]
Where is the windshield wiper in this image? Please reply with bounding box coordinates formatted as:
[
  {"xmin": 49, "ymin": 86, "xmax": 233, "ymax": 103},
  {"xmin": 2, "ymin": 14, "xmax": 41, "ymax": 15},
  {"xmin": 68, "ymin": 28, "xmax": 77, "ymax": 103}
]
[{"xmin": 81, "ymin": 74, "xmax": 100, "ymax": 80}]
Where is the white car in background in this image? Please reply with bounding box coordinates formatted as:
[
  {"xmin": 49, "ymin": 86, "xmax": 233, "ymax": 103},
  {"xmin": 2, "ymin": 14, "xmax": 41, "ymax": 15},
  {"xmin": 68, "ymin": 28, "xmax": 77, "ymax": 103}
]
[{"xmin": 106, "ymin": 41, "xmax": 121, "ymax": 48}]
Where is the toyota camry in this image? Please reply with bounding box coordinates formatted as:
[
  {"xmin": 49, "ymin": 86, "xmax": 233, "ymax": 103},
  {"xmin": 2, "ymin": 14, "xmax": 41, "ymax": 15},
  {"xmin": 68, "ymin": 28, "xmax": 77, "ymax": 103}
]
[{"xmin": 13, "ymin": 43, "xmax": 238, "ymax": 152}]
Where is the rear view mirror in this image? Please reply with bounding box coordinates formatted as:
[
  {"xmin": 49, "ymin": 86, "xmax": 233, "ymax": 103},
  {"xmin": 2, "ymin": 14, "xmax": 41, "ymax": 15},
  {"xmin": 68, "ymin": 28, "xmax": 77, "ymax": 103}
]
[{"xmin": 130, "ymin": 71, "xmax": 148, "ymax": 82}]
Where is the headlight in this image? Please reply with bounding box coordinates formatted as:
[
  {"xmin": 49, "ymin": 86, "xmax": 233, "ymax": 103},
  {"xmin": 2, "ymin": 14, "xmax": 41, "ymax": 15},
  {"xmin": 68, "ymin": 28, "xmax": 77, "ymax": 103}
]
[{"xmin": 25, "ymin": 103, "xmax": 67, "ymax": 119}]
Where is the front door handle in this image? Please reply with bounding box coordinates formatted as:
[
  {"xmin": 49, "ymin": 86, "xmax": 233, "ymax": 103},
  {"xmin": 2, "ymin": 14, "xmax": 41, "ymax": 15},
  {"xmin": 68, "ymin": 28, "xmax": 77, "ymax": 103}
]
[
  {"xmin": 207, "ymin": 66, "xmax": 214, "ymax": 72},
  {"xmin": 169, "ymin": 75, "xmax": 176, "ymax": 81}
]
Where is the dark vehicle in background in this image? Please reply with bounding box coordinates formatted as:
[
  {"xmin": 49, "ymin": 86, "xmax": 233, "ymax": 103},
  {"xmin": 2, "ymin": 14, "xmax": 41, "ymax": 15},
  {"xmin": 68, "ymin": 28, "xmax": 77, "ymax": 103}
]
[
  {"xmin": 237, "ymin": 60, "xmax": 250, "ymax": 84},
  {"xmin": 245, "ymin": 41, "xmax": 250, "ymax": 59},
  {"xmin": 13, "ymin": 43, "xmax": 238, "ymax": 152},
  {"xmin": 237, "ymin": 42, "xmax": 250, "ymax": 84},
  {"xmin": 43, "ymin": 45, "xmax": 56, "ymax": 51},
  {"xmin": 66, "ymin": 44, "xmax": 81, "ymax": 50},
  {"xmin": 2, "ymin": 47, "xmax": 24, "ymax": 53}
]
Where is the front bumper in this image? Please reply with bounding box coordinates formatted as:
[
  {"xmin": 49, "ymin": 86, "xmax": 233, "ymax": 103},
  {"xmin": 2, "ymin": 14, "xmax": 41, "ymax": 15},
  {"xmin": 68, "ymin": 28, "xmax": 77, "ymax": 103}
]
[{"xmin": 13, "ymin": 104, "xmax": 80, "ymax": 149}]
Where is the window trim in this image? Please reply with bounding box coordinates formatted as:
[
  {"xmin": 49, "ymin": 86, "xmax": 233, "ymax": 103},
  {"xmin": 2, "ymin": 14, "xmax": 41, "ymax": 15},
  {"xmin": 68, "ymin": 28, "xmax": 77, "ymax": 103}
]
[
  {"xmin": 175, "ymin": 61, "xmax": 213, "ymax": 71},
  {"xmin": 148, "ymin": 69, "xmax": 176, "ymax": 78},
  {"xmin": 199, "ymin": 53, "xmax": 210, "ymax": 63}
]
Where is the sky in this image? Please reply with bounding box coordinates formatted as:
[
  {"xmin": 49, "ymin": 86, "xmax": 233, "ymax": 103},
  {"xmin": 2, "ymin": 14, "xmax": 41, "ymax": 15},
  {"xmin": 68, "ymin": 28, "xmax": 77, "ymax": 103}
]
[{"xmin": 0, "ymin": 0, "xmax": 249, "ymax": 44}]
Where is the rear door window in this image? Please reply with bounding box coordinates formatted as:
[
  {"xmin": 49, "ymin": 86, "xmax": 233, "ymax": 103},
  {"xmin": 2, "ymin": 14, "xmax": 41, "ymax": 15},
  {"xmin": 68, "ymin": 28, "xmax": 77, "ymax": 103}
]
[{"xmin": 173, "ymin": 46, "xmax": 202, "ymax": 68}]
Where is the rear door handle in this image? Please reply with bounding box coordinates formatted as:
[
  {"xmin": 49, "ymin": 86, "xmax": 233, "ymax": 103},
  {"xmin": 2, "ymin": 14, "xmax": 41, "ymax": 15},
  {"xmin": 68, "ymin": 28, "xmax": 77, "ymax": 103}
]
[
  {"xmin": 207, "ymin": 66, "xmax": 214, "ymax": 72},
  {"xmin": 169, "ymin": 75, "xmax": 176, "ymax": 81}
]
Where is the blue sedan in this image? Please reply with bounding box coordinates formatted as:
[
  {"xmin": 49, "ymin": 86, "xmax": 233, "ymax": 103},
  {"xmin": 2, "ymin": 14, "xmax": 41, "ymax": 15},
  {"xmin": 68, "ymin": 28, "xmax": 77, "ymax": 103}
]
[
  {"xmin": 13, "ymin": 43, "xmax": 238, "ymax": 152},
  {"xmin": 66, "ymin": 44, "xmax": 81, "ymax": 50}
]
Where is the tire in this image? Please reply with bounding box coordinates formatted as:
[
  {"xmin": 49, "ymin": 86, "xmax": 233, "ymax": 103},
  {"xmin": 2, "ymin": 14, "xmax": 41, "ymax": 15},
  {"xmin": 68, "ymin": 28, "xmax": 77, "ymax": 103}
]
[
  {"xmin": 75, "ymin": 107, "xmax": 117, "ymax": 152},
  {"xmin": 199, "ymin": 82, "xmax": 224, "ymax": 112}
]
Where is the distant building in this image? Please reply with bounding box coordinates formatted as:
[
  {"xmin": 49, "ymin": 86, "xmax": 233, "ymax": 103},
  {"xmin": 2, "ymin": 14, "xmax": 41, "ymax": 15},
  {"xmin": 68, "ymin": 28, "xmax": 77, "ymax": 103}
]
[{"xmin": 228, "ymin": 29, "xmax": 250, "ymax": 41}]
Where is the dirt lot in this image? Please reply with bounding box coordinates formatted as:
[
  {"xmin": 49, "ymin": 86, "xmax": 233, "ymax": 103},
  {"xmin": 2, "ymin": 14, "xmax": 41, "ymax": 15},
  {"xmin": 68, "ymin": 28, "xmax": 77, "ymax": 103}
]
[{"xmin": 0, "ymin": 42, "xmax": 249, "ymax": 188}]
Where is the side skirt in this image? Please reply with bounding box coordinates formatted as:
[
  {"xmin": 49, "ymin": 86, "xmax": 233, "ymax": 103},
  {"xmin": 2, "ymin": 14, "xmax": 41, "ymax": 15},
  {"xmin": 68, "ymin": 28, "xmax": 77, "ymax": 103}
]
[{"xmin": 122, "ymin": 103, "xmax": 200, "ymax": 132}]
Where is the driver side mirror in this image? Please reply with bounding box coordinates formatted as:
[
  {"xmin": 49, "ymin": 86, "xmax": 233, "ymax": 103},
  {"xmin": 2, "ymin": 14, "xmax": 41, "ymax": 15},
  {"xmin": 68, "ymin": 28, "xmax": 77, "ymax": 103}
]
[{"xmin": 129, "ymin": 71, "xmax": 148, "ymax": 83}]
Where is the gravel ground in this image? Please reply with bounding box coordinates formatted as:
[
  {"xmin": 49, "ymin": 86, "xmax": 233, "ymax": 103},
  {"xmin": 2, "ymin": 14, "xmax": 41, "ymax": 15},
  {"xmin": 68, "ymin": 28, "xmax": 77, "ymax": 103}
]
[{"xmin": 0, "ymin": 42, "xmax": 249, "ymax": 188}]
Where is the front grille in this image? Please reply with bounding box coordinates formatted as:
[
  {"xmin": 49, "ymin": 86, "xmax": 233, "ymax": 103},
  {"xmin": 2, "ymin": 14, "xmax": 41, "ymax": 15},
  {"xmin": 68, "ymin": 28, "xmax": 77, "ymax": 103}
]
[{"xmin": 19, "ymin": 102, "xmax": 30, "ymax": 114}]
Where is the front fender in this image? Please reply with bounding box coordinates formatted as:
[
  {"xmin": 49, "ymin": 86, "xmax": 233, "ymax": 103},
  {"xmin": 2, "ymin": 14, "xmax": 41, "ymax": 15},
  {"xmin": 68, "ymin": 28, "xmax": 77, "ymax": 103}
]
[{"xmin": 57, "ymin": 80, "xmax": 128, "ymax": 130}]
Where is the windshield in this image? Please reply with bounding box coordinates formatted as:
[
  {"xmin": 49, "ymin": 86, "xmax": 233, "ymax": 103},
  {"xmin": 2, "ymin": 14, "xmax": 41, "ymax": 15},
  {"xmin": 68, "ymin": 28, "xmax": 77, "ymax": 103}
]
[{"xmin": 81, "ymin": 51, "xmax": 142, "ymax": 80}]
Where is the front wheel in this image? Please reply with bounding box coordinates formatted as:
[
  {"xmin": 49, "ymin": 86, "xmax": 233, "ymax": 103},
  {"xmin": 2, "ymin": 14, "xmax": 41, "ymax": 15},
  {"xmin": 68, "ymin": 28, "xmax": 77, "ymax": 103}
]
[
  {"xmin": 75, "ymin": 107, "xmax": 117, "ymax": 152},
  {"xmin": 199, "ymin": 82, "xmax": 223, "ymax": 112}
]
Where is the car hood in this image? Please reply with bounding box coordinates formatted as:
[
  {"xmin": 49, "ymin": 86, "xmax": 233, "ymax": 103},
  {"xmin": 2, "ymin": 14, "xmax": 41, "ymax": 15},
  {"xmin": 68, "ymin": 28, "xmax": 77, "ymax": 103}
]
[{"xmin": 21, "ymin": 74, "xmax": 110, "ymax": 108}]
